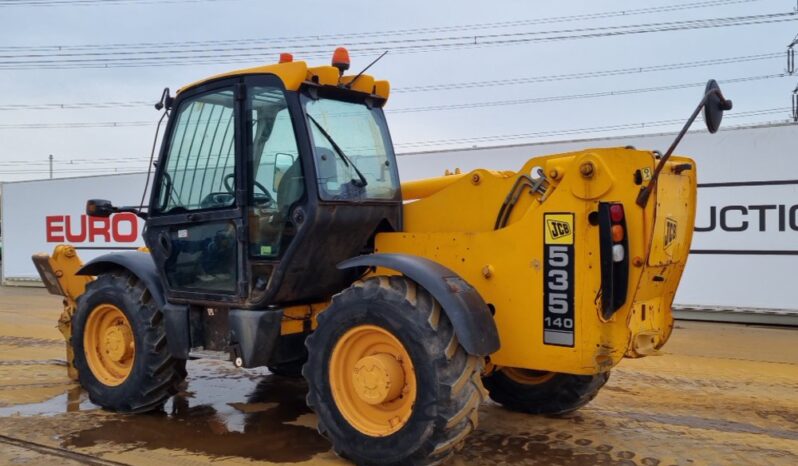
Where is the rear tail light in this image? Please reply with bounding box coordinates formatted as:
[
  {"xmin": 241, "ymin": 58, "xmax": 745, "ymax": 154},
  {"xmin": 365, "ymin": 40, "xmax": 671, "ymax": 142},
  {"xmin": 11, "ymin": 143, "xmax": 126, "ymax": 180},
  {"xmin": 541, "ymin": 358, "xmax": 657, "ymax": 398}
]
[
  {"xmin": 612, "ymin": 244, "xmax": 625, "ymax": 262},
  {"xmin": 609, "ymin": 204, "xmax": 626, "ymax": 260},
  {"xmin": 611, "ymin": 225, "xmax": 625, "ymax": 243},
  {"xmin": 610, "ymin": 204, "xmax": 625, "ymax": 223},
  {"xmin": 598, "ymin": 202, "xmax": 629, "ymax": 318}
]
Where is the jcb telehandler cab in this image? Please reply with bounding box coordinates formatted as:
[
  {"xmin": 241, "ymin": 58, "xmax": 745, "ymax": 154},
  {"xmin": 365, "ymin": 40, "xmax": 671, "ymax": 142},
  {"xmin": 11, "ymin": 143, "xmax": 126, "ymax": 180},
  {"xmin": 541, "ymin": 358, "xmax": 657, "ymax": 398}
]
[{"xmin": 33, "ymin": 48, "xmax": 731, "ymax": 465}]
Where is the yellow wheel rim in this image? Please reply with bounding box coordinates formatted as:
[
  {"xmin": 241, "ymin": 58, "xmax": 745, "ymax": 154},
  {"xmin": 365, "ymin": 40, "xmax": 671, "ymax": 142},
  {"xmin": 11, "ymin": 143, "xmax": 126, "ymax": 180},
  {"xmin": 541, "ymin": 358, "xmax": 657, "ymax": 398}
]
[
  {"xmin": 83, "ymin": 304, "xmax": 135, "ymax": 386},
  {"xmin": 501, "ymin": 367, "xmax": 556, "ymax": 385},
  {"xmin": 329, "ymin": 325, "xmax": 417, "ymax": 437}
]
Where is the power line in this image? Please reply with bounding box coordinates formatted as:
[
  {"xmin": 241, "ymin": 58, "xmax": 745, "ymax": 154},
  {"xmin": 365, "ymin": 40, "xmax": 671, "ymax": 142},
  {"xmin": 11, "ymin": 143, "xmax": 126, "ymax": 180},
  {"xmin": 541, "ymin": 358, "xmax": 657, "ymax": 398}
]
[
  {"xmin": 0, "ymin": 169, "xmax": 146, "ymax": 176},
  {"xmin": 394, "ymin": 52, "xmax": 783, "ymax": 93},
  {"xmin": 0, "ymin": 156, "xmax": 154, "ymax": 166},
  {"xmin": 0, "ymin": 100, "xmax": 151, "ymax": 110},
  {"xmin": 0, "ymin": 167, "xmax": 127, "ymax": 174},
  {"xmin": 395, "ymin": 108, "xmax": 792, "ymax": 149},
  {"xmin": 0, "ymin": 0, "xmax": 236, "ymax": 6},
  {"xmin": 0, "ymin": 0, "xmax": 764, "ymax": 52},
  {"xmin": 0, "ymin": 108, "xmax": 789, "ymax": 176},
  {"xmin": 0, "ymin": 51, "xmax": 782, "ymax": 111},
  {"xmin": 0, "ymin": 107, "xmax": 790, "ymax": 170},
  {"xmin": 0, "ymin": 121, "xmax": 152, "ymax": 129},
  {"xmin": 390, "ymin": 74, "xmax": 788, "ymax": 114},
  {"xmin": 0, "ymin": 72, "xmax": 785, "ymax": 129},
  {"xmin": 1, "ymin": 12, "xmax": 794, "ymax": 69},
  {"xmin": 5, "ymin": 13, "xmax": 792, "ymax": 60},
  {"xmin": 0, "ymin": 159, "xmax": 146, "ymax": 166}
]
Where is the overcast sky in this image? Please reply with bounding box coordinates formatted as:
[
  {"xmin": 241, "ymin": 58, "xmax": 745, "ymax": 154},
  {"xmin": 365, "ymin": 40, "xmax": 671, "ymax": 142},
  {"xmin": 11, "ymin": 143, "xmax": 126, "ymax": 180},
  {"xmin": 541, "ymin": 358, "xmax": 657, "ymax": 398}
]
[{"xmin": 0, "ymin": 0, "xmax": 795, "ymax": 181}]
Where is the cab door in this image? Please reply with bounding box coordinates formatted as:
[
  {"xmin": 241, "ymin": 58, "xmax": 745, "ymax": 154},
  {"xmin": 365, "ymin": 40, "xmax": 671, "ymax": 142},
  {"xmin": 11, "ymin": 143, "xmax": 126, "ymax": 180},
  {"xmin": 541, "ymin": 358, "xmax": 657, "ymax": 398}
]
[{"xmin": 145, "ymin": 78, "xmax": 247, "ymax": 303}]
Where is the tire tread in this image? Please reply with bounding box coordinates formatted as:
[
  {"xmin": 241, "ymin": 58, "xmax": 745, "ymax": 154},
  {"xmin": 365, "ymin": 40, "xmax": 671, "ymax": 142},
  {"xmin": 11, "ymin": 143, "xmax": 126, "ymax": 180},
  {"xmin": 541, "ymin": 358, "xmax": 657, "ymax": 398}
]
[
  {"xmin": 73, "ymin": 271, "xmax": 186, "ymax": 414},
  {"xmin": 305, "ymin": 275, "xmax": 484, "ymax": 465},
  {"xmin": 483, "ymin": 368, "xmax": 609, "ymax": 415}
]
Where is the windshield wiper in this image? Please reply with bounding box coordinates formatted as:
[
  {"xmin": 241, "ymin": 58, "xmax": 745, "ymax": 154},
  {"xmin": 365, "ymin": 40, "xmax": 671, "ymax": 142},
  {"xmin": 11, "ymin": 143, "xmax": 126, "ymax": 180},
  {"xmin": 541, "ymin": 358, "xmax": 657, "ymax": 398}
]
[{"xmin": 307, "ymin": 114, "xmax": 368, "ymax": 188}]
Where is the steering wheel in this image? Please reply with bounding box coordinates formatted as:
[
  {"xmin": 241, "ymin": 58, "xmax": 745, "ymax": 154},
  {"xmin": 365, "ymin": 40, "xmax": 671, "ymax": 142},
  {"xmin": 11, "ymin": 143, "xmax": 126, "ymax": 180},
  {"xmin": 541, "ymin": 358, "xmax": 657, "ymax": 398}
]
[
  {"xmin": 223, "ymin": 173, "xmax": 274, "ymax": 206},
  {"xmin": 199, "ymin": 192, "xmax": 234, "ymax": 209}
]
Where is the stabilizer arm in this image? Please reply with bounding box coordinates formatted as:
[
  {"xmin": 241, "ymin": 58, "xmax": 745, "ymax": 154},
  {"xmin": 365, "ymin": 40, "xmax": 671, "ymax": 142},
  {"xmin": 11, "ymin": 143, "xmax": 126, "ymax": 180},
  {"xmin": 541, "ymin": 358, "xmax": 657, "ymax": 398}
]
[{"xmin": 31, "ymin": 245, "xmax": 91, "ymax": 380}]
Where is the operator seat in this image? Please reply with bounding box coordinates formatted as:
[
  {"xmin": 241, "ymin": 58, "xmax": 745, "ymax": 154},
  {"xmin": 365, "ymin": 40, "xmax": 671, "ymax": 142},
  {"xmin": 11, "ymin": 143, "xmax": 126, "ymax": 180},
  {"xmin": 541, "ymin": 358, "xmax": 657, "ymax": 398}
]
[
  {"xmin": 277, "ymin": 156, "xmax": 304, "ymax": 217},
  {"xmin": 314, "ymin": 146, "xmax": 366, "ymax": 199},
  {"xmin": 249, "ymin": 154, "xmax": 304, "ymax": 257},
  {"xmin": 314, "ymin": 146, "xmax": 338, "ymax": 198}
]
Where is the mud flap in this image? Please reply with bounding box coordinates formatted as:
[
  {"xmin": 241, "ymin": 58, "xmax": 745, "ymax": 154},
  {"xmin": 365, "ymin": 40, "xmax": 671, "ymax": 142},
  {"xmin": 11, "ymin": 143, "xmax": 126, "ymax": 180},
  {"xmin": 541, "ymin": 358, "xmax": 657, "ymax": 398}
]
[
  {"xmin": 228, "ymin": 309, "xmax": 283, "ymax": 368},
  {"xmin": 163, "ymin": 303, "xmax": 190, "ymax": 359}
]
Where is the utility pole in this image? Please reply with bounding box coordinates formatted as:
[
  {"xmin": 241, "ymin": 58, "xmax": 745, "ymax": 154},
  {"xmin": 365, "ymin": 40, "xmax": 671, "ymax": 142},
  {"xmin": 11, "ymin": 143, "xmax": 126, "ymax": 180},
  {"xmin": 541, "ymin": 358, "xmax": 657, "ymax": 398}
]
[
  {"xmin": 791, "ymin": 35, "xmax": 798, "ymax": 122},
  {"xmin": 793, "ymin": 83, "xmax": 798, "ymax": 123},
  {"xmin": 49, "ymin": 154, "xmax": 53, "ymax": 179}
]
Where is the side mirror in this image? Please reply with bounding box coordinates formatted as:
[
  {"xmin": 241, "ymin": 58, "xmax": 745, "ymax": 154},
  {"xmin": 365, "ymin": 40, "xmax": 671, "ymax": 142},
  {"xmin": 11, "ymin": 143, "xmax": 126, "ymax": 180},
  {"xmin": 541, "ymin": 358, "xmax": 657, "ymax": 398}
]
[
  {"xmin": 86, "ymin": 199, "xmax": 115, "ymax": 218},
  {"xmin": 273, "ymin": 153, "xmax": 296, "ymax": 191},
  {"xmin": 703, "ymin": 79, "xmax": 733, "ymax": 134},
  {"xmin": 636, "ymin": 79, "xmax": 733, "ymax": 208}
]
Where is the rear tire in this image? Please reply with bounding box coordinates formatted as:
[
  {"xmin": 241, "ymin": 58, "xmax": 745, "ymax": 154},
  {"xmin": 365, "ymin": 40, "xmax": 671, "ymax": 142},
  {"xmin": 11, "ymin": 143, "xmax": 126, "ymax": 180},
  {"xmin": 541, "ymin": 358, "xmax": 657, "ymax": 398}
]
[
  {"xmin": 304, "ymin": 276, "xmax": 485, "ymax": 465},
  {"xmin": 482, "ymin": 367, "xmax": 609, "ymax": 415},
  {"xmin": 73, "ymin": 271, "xmax": 186, "ymax": 413}
]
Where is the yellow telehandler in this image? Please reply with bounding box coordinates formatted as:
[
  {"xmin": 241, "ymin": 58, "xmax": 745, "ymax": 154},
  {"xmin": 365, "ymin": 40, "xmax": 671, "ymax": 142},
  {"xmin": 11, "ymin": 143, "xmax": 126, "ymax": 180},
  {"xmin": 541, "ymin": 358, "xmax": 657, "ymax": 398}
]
[{"xmin": 33, "ymin": 48, "xmax": 731, "ymax": 465}]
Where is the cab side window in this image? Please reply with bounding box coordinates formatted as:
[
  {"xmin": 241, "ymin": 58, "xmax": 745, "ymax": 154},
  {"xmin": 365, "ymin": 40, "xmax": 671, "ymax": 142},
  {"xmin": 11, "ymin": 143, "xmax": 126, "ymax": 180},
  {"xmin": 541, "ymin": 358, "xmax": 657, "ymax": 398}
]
[
  {"xmin": 156, "ymin": 89, "xmax": 236, "ymax": 213},
  {"xmin": 248, "ymin": 86, "xmax": 304, "ymax": 258}
]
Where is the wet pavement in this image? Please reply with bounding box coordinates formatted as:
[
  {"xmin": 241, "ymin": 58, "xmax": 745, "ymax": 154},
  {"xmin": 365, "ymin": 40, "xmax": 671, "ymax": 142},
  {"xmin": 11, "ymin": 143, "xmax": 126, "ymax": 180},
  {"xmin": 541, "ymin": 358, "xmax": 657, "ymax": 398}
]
[{"xmin": 0, "ymin": 286, "xmax": 796, "ymax": 465}]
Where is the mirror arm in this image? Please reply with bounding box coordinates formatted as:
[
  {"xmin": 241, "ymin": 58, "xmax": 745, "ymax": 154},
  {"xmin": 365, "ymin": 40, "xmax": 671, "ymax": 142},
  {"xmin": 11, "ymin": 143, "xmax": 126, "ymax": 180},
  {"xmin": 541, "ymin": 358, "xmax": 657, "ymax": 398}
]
[
  {"xmin": 87, "ymin": 199, "xmax": 148, "ymax": 219},
  {"xmin": 635, "ymin": 88, "xmax": 727, "ymax": 208},
  {"xmin": 115, "ymin": 206, "xmax": 148, "ymax": 220},
  {"xmin": 89, "ymin": 202, "xmax": 147, "ymax": 220}
]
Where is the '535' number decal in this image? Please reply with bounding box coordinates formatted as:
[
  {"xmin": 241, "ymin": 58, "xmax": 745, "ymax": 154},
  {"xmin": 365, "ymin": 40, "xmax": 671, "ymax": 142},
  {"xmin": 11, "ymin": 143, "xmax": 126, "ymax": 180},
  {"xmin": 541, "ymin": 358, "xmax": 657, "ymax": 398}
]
[{"xmin": 543, "ymin": 213, "xmax": 575, "ymax": 347}]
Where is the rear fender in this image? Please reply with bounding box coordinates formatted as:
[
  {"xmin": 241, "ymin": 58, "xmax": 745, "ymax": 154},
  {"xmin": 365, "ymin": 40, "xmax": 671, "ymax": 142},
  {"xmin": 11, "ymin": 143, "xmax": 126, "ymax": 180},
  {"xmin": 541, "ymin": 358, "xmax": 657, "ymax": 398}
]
[{"xmin": 338, "ymin": 253, "xmax": 500, "ymax": 356}]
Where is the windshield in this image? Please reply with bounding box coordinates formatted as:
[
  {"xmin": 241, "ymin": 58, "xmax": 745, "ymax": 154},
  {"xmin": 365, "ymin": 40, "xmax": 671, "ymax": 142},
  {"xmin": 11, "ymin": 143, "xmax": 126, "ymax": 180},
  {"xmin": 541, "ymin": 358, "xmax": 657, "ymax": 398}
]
[{"xmin": 302, "ymin": 95, "xmax": 399, "ymax": 201}]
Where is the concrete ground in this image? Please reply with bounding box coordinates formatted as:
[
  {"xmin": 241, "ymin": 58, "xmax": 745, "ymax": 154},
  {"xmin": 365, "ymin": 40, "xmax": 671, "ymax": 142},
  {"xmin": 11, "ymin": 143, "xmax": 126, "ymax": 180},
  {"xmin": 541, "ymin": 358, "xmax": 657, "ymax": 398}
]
[{"xmin": 0, "ymin": 286, "xmax": 795, "ymax": 466}]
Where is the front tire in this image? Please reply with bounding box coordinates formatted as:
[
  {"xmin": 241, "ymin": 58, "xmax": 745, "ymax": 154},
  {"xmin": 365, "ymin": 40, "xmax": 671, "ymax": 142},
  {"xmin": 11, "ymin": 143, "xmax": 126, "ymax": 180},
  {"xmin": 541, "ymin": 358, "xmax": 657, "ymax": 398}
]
[
  {"xmin": 304, "ymin": 276, "xmax": 485, "ymax": 465},
  {"xmin": 482, "ymin": 367, "xmax": 609, "ymax": 415},
  {"xmin": 73, "ymin": 271, "xmax": 186, "ymax": 413}
]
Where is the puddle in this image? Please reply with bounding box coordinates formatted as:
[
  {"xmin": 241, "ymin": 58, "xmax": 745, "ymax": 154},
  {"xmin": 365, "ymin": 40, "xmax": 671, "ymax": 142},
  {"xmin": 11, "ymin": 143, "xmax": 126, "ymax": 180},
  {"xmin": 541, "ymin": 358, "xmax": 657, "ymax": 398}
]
[
  {"xmin": 0, "ymin": 386, "xmax": 96, "ymax": 417},
  {"xmin": 0, "ymin": 359, "xmax": 330, "ymax": 463},
  {"xmin": 9, "ymin": 356, "xmax": 793, "ymax": 464}
]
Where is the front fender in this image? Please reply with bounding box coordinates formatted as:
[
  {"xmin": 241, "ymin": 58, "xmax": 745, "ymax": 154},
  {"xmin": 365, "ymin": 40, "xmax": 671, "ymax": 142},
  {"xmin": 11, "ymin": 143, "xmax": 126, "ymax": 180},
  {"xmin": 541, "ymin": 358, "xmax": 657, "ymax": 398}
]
[
  {"xmin": 77, "ymin": 252, "xmax": 165, "ymax": 305},
  {"xmin": 77, "ymin": 252, "xmax": 189, "ymax": 359},
  {"xmin": 338, "ymin": 253, "xmax": 500, "ymax": 356}
]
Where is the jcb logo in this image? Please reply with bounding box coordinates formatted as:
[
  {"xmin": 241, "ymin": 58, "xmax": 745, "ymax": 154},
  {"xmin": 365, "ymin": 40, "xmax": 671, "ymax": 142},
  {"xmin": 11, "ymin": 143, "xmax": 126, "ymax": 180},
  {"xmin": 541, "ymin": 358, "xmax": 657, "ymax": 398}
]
[
  {"xmin": 547, "ymin": 220, "xmax": 571, "ymax": 239},
  {"xmin": 664, "ymin": 217, "xmax": 678, "ymax": 249},
  {"xmin": 545, "ymin": 214, "xmax": 574, "ymax": 245}
]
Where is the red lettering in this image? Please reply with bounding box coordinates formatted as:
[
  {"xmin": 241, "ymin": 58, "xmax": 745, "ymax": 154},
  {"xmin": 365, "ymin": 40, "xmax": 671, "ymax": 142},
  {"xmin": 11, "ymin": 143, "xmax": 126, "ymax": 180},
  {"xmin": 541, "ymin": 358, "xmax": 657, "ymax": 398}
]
[
  {"xmin": 112, "ymin": 213, "xmax": 138, "ymax": 243},
  {"xmin": 46, "ymin": 215, "xmax": 65, "ymax": 242},
  {"xmin": 88, "ymin": 216, "xmax": 111, "ymax": 242},
  {"xmin": 64, "ymin": 215, "xmax": 87, "ymax": 242},
  {"xmin": 47, "ymin": 214, "xmax": 140, "ymax": 244}
]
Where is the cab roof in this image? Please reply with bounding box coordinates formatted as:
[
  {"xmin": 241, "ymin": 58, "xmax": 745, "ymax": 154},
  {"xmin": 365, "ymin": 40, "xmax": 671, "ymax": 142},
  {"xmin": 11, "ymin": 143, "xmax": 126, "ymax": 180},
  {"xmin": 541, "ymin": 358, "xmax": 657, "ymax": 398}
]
[{"xmin": 177, "ymin": 60, "xmax": 390, "ymax": 102}]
